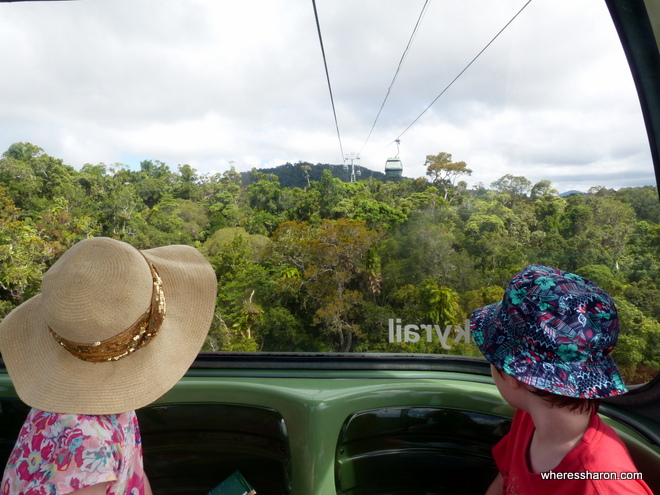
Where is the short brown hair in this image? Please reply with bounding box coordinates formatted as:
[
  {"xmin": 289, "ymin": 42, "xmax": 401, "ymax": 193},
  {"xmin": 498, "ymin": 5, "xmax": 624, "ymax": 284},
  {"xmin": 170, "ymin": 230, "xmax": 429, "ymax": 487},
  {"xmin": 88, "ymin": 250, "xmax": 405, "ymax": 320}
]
[
  {"xmin": 530, "ymin": 388, "xmax": 601, "ymax": 414},
  {"xmin": 494, "ymin": 367, "xmax": 600, "ymax": 414}
]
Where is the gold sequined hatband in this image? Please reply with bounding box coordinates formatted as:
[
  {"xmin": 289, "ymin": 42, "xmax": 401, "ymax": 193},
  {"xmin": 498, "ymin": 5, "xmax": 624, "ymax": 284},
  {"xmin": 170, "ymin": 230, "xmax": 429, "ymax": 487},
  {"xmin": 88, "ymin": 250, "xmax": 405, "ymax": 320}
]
[{"xmin": 48, "ymin": 259, "xmax": 167, "ymax": 363}]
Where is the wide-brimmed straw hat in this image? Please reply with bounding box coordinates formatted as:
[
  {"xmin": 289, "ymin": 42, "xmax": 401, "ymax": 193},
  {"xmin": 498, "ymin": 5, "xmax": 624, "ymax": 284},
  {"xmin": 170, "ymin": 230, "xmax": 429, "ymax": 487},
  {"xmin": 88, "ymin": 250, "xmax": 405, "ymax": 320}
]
[
  {"xmin": 0, "ymin": 237, "xmax": 217, "ymax": 414},
  {"xmin": 470, "ymin": 264, "xmax": 627, "ymax": 399}
]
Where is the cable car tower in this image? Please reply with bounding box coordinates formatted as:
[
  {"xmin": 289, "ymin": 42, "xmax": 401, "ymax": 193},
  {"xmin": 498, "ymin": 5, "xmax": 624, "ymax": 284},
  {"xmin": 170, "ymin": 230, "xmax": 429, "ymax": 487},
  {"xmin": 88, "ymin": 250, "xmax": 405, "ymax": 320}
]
[
  {"xmin": 385, "ymin": 139, "xmax": 404, "ymax": 180},
  {"xmin": 345, "ymin": 153, "xmax": 360, "ymax": 182}
]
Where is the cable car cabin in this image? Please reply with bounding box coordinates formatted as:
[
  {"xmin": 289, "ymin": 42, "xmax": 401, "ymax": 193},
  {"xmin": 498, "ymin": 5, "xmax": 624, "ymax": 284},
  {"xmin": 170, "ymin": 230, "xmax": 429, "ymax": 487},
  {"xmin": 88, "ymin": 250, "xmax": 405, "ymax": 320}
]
[
  {"xmin": 1, "ymin": 1, "xmax": 660, "ymax": 495},
  {"xmin": 385, "ymin": 158, "xmax": 403, "ymax": 179}
]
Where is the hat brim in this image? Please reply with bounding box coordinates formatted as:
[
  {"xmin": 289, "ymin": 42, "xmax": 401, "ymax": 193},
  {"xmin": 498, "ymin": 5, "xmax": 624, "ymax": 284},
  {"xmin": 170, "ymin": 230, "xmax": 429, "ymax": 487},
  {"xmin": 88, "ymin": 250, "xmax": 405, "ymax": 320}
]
[
  {"xmin": 470, "ymin": 301, "xmax": 507, "ymax": 364},
  {"xmin": 0, "ymin": 244, "xmax": 217, "ymax": 414}
]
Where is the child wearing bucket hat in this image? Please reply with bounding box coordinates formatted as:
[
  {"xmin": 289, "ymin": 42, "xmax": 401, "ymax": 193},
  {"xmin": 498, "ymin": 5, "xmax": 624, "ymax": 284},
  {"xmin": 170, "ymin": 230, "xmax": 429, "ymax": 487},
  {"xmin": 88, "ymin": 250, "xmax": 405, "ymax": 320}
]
[
  {"xmin": 0, "ymin": 237, "xmax": 217, "ymax": 495},
  {"xmin": 471, "ymin": 264, "xmax": 652, "ymax": 495}
]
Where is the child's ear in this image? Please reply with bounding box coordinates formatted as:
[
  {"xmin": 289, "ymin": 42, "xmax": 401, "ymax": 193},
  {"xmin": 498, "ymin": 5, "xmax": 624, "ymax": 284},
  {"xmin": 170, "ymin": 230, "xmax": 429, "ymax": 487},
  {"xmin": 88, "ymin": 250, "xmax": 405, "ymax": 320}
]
[{"xmin": 507, "ymin": 374, "xmax": 523, "ymax": 390}]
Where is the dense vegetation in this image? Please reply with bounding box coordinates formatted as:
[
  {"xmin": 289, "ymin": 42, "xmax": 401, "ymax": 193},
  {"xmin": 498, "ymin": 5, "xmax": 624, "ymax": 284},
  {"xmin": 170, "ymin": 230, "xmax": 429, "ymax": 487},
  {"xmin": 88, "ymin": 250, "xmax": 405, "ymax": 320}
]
[
  {"xmin": 1, "ymin": 143, "xmax": 659, "ymax": 383},
  {"xmin": 240, "ymin": 161, "xmax": 388, "ymax": 188}
]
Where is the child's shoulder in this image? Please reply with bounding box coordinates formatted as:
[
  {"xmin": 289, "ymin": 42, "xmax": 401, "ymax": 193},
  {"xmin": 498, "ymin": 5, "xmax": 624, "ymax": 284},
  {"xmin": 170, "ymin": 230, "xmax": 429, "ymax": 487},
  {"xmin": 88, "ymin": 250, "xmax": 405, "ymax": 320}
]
[
  {"xmin": 577, "ymin": 414, "xmax": 641, "ymax": 471},
  {"xmin": 558, "ymin": 413, "xmax": 652, "ymax": 493}
]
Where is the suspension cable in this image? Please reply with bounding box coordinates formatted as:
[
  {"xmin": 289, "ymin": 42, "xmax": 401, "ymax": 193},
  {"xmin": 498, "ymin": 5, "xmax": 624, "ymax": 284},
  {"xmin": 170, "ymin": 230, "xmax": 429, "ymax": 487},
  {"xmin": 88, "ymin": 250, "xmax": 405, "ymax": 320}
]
[
  {"xmin": 394, "ymin": 0, "xmax": 534, "ymax": 142},
  {"xmin": 358, "ymin": 0, "xmax": 430, "ymax": 157},
  {"xmin": 311, "ymin": 0, "xmax": 345, "ymax": 162}
]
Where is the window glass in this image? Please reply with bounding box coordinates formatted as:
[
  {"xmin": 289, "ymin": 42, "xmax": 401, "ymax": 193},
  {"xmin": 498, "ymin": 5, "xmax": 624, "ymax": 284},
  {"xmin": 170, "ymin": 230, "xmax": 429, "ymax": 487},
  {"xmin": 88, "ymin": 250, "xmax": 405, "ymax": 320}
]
[{"xmin": 0, "ymin": 0, "xmax": 657, "ymax": 385}]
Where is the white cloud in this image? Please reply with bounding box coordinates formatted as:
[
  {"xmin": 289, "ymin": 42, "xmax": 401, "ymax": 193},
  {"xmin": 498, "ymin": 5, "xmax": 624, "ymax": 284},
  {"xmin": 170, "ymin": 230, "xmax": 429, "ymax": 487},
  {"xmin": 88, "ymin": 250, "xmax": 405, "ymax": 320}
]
[{"xmin": 0, "ymin": 0, "xmax": 654, "ymax": 193}]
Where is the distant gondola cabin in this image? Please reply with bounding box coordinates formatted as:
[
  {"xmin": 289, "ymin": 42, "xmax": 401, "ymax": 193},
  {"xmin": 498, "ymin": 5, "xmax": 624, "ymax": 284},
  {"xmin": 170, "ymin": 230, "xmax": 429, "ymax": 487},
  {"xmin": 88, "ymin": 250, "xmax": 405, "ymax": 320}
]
[{"xmin": 385, "ymin": 158, "xmax": 403, "ymax": 179}]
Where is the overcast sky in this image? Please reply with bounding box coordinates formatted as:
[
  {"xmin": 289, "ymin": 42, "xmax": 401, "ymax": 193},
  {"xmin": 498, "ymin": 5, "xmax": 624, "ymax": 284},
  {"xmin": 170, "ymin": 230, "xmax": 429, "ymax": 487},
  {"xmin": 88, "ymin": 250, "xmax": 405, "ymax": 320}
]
[{"xmin": 0, "ymin": 0, "xmax": 656, "ymax": 193}]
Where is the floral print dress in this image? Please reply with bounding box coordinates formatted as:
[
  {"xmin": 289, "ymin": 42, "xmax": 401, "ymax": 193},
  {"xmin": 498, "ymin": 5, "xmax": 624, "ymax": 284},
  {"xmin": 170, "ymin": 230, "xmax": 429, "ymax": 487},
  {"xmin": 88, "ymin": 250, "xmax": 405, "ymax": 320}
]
[{"xmin": 1, "ymin": 408, "xmax": 147, "ymax": 495}]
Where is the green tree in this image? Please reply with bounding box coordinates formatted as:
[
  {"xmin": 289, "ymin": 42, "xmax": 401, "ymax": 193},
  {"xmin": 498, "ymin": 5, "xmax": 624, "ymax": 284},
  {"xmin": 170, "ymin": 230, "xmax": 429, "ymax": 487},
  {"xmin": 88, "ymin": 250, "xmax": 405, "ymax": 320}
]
[
  {"xmin": 270, "ymin": 219, "xmax": 382, "ymax": 351},
  {"xmin": 207, "ymin": 167, "xmax": 250, "ymax": 231},
  {"xmin": 204, "ymin": 233, "xmax": 273, "ymax": 352},
  {"xmin": 614, "ymin": 298, "xmax": 660, "ymax": 383},
  {"xmin": 490, "ymin": 174, "xmax": 532, "ymax": 207},
  {"xmin": 135, "ymin": 160, "xmax": 174, "ymax": 208},
  {"xmin": 0, "ymin": 187, "xmax": 51, "ymax": 308},
  {"xmin": 424, "ymin": 152, "xmax": 472, "ymax": 201},
  {"xmin": 424, "ymin": 152, "xmax": 472, "ymax": 185},
  {"xmin": 313, "ymin": 170, "xmax": 344, "ymax": 219},
  {"xmin": 173, "ymin": 164, "xmax": 201, "ymax": 201},
  {"xmin": 530, "ymin": 179, "xmax": 558, "ymax": 199}
]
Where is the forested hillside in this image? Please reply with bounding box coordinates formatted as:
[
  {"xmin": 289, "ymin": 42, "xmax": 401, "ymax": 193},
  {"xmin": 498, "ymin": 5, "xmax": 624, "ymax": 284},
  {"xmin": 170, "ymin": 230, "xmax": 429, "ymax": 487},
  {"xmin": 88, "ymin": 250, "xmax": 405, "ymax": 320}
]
[
  {"xmin": 1, "ymin": 142, "xmax": 659, "ymax": 383},
  {"xmin": 241, "ymin": 162, "xmax": 388, "ymax": 188}
]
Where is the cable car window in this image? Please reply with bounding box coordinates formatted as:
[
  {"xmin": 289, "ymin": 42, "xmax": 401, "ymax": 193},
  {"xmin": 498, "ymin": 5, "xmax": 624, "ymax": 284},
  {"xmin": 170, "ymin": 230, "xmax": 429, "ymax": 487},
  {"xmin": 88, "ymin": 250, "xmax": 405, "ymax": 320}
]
[{"xmin": 0, "ymin": 0, "xmax": 657, "ymax": 386}]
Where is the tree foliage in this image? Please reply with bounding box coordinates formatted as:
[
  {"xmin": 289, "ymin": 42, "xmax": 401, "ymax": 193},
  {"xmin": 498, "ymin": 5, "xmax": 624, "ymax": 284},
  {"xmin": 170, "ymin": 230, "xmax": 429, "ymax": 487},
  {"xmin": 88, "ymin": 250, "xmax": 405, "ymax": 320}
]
[{"xmin": 0, "ymin": 143, "xmax": 658, "ymax": 383}]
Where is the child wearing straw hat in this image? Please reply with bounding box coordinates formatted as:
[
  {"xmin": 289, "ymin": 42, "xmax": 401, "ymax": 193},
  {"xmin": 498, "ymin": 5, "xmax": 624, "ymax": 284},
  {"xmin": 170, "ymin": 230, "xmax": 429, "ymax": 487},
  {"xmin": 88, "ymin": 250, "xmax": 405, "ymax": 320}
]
[
  {"xmin": 471, "ymin": 264, "xmax": 652, "ymax": 495},
  {"xmin": 0, "ymin": 237, "xmax": 217, "ymax": 495}
]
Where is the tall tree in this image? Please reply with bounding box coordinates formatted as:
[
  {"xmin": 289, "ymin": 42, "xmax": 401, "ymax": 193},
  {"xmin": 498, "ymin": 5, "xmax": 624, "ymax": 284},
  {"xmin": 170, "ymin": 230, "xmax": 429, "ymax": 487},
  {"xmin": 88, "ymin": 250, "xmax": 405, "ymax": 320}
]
[
  {"xmin": 271, "ymin": 219, "xmax": 382, "ymax": 351},
  {"xmin": 424, "ymin": 152, "xmax": 472, "ymax": 201},
  {"xmin": 0, "ymin": 187, "xmax": 51, "ymax": 309},
  {"xmin": 424, "ymin": 152, "xmax": 472, "ymax": 185}
]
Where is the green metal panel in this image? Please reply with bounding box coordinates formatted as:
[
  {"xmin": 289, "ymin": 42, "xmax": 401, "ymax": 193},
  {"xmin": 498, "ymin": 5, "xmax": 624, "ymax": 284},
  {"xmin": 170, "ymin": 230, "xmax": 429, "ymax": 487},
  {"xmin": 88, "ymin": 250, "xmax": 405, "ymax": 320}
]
[
  {"xmin": 149, "ymin": 371, "xmax": 509, "ymax": 494},
  {"xmin": 0, "ymin": 368, "xmax": 658, "ymax": 494}
]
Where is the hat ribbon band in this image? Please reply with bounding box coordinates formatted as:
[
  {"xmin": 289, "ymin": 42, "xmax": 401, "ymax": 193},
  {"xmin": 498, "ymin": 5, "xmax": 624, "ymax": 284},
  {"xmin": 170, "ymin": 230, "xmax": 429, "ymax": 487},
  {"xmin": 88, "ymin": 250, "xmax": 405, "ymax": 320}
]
[{"xmin": 48, "ymin": 260, "xmax": 167, "ymax": 363}]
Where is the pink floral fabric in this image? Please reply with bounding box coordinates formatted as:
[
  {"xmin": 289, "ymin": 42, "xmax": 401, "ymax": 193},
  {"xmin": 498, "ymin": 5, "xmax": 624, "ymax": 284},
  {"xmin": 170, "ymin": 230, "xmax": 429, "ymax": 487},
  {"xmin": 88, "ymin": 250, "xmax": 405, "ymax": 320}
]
[{"xmin": 1, "ymin": 408, "xmax": 147, "ymax": 495}]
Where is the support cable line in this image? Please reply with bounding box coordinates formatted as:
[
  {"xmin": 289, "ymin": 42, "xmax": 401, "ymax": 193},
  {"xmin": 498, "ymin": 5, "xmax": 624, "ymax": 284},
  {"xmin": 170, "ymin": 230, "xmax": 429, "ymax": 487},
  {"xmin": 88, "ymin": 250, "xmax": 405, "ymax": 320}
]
[
  {"xmin": 311, "ymin": 0, "xmax": 345, "ymax": 163},
  {"xmin": 394, "ymin": 0, "xmax": 534, "ymax": 142},
  {"xmin": 358, "ymin": 0, "xmax": 430, "ymax": 157}
]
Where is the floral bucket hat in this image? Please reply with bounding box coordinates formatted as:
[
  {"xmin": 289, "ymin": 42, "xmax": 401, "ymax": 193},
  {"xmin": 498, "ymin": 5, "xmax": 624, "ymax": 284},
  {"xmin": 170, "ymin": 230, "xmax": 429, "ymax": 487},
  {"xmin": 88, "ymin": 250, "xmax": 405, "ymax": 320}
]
[{"xmin": 470, "ymin": 264, "xmax": 628, "ymax": 399}]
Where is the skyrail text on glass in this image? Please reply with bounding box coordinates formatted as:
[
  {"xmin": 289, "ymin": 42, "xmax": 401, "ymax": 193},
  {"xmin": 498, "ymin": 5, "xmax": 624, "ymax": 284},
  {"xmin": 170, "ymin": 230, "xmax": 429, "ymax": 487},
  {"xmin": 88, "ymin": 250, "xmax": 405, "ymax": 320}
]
[{"xmin": 388, "ymin": 319, "xmax": 471, "ymax": 348}]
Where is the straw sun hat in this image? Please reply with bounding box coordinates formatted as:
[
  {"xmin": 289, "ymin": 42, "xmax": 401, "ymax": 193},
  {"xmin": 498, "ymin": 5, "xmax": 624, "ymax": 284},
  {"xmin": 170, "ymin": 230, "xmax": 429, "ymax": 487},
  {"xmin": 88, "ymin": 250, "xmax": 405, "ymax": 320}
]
[{"xmin": 0, "ymin": 237, "xmax": 217, "ymax": 415}]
